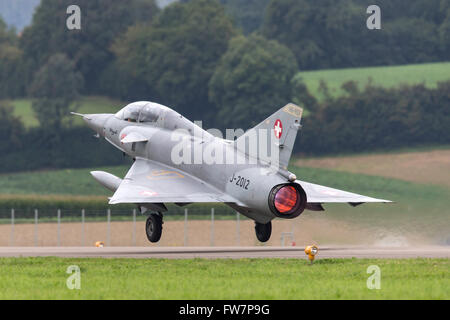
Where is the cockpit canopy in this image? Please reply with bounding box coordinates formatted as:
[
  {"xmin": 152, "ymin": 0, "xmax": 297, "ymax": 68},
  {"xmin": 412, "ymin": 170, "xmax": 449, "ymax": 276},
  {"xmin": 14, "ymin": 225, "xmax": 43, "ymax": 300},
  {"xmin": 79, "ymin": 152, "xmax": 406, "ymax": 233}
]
[{"xmin": 114, "ymin": 101, "xmax": 167, "ymax": 123}]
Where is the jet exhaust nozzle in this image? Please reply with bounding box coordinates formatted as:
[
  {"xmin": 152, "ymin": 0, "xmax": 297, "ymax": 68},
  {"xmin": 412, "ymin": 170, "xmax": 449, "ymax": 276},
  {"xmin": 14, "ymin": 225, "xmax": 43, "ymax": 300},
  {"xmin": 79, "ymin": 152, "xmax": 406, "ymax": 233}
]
[
  {"xmin": 268, "ymin": 183, "xmax": 307, "ymax": 219},
  {"xmin": 90, "ymin": 171, "xmax": 122, "ymax": 192}
]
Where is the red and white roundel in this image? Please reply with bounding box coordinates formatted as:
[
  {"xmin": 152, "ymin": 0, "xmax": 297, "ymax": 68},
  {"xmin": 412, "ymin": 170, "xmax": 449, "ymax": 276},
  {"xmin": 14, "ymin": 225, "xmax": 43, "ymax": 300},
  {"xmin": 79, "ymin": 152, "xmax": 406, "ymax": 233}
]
[{"xmin": 274, "ymin": 119, "xmax": 283, "ymax": 139}]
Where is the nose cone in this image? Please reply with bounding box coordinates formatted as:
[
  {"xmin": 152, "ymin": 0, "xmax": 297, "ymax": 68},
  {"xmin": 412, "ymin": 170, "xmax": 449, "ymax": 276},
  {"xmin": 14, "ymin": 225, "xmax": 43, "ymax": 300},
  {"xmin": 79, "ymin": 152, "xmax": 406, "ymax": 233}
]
[{"xmin": 84, "ymin": 114, "xmax": 110, "ymax": 135}]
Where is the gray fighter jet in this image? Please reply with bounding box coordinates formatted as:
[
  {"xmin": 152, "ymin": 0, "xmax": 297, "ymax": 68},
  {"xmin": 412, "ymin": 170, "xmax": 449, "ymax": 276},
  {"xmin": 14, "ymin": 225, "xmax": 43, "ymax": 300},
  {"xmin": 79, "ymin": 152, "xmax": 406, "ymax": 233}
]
[{"xmin": 74, "ymin": 102, "xmax": 390, "ymax": 243}]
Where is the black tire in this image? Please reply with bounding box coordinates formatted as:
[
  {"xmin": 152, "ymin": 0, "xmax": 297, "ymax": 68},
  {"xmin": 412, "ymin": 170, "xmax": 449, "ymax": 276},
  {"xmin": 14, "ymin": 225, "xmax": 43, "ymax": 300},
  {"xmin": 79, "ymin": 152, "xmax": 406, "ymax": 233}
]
[
  {"xmin": 255, "ymin": 221, "xmax": 272, "ymax": 242},
  {"xmin": 146, "ymin": 213, "xmax": 163, "ymax": 243}
]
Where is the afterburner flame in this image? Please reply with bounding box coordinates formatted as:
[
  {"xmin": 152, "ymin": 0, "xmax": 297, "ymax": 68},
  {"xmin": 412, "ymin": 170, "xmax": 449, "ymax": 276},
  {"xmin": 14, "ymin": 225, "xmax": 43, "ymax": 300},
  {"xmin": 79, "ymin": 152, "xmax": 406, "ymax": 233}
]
[{"xmin": 274, "ymin": 186, "xmax": 299, "ymax": 213}]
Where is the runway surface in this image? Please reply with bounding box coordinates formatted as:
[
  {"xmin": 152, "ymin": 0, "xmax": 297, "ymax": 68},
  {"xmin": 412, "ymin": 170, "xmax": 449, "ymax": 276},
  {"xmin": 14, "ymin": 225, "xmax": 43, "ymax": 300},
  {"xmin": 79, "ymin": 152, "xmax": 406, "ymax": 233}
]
[{"xmin": 0, "ymin": 246, "xmax": 448, "ymax": 259}]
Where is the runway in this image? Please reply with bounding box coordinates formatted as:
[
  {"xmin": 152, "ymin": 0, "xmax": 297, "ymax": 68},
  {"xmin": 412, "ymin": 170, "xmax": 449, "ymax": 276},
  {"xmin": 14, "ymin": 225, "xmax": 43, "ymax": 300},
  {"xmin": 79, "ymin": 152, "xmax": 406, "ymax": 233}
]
[{"xmin": 0, "ymin": 246, "xmax": 448, "ymax": 259}]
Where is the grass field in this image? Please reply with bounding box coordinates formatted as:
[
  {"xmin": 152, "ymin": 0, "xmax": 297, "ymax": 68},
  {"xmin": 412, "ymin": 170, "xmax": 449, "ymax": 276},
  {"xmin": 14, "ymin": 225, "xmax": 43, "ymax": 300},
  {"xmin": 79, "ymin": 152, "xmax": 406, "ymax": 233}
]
[
  {"xmin": 0, "ymin": 257, "xmax": 447, "ymax": 299},
  {"xmin": 5, "ymin": 96, "xmax": 124, "ymax": 128},
  {"xmin": 0, "ymin": 165, "xmax": 448, "ymax": 243},
  {"xmin": 1, "ymin": 157, "xmax": 447, "ymax": 203},
  {"xmin": 296, "ymin": 61, "xmax": 450, "ymax": 100},
  {"xmin": 2, "ymin": 147, "xmax": 449, "ymax": 195},
  {"xmin": 0, "ymin": 148, "xmax": 448, "ymax": 244},
  {"xmin": 0, "ymin": 166, "xmax": 129, "ymax": 196}
]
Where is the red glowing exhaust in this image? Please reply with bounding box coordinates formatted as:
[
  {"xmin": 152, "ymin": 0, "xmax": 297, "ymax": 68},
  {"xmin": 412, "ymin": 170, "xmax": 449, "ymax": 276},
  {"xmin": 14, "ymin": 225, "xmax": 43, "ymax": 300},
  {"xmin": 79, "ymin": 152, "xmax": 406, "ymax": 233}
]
[
  {"xmin": 268, "ymin": 183, "xmax": 307, "ymax": 218},
  {"xmin": 274, "ymin": 186, "xmax": 298, "ymax": 213}
]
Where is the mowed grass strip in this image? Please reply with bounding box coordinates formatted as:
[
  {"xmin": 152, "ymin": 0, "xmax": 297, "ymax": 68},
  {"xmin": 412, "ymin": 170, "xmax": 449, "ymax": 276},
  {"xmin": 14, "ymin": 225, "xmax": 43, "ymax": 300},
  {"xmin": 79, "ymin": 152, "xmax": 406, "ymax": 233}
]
[
  {"xmin": 297, "ymin": 61, "xmax": 450, "ymax": 100},
  {"xmin": 0, "ymin": 257, "xmax": 447, "ymax": 299}
]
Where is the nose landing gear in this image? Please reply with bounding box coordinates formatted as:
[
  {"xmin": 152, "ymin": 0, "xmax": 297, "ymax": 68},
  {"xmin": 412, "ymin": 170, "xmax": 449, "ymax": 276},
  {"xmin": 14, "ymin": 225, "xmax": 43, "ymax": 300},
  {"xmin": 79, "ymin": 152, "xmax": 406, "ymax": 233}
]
[{"xmin": 145, "ymin": 212, "xmax": 163, "ymax": 243}]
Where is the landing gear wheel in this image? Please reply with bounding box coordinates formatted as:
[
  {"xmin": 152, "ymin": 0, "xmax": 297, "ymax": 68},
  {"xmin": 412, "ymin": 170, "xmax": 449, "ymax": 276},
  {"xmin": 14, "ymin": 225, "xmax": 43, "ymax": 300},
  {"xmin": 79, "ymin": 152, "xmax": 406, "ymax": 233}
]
[
  {"xmin": 255, "ymin": 221, "xmax": 272, "ymax": 242},
  {"xmin": 146, "ymin": 213, "xmax": 163, "ymax": 243}
]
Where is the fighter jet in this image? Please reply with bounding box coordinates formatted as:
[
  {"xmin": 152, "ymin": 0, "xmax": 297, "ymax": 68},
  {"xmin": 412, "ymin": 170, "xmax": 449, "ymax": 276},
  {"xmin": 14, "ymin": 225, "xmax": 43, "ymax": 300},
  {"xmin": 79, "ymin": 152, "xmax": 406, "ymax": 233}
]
[{"xmin": 74, "ymin": 102, "xmax": 390, "ymax": 243}]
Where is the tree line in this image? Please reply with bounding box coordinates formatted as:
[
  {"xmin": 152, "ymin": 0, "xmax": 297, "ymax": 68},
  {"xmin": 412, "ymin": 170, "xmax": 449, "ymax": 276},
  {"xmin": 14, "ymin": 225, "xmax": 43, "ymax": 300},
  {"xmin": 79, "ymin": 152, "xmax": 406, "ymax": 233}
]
[
  {"xmin": 297, "ymin": 81, "xmax": 450, "ymax": 155},
  {"xmin": 263, "ymin": 0, "xmax": 450, "ymax": 71},
  {"xmin": 2, "ymin": 79, "xmax": 449, "ymax": 173},
  {"xmin": 0, "ymin": 0, "xmax": 449, "ymax": 172},
  {"xmin": 2, "ymin": 0, "xmax": 449, "ymax": 121}
]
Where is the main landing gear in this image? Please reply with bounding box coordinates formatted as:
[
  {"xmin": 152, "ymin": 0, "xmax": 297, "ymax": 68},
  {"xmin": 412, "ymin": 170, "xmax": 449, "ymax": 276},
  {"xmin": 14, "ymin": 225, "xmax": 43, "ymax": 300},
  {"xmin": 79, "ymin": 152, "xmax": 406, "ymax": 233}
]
[
  {"xmin": 146, "ymin": 212, "xmax": 163, "ymax": 243},
  {"xmin": 255, "ymin": 221, "xmax": 272, "ymax": 242}
]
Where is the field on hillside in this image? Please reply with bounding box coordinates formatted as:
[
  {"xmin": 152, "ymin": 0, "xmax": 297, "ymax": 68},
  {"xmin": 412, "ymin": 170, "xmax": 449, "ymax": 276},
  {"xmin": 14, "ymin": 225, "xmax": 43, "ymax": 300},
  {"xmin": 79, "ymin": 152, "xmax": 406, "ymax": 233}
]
[
  {"xmin": 297, "ymin": 62, "xmax": 450, "ymax": 100},
  {"xmin": 296, "ymin": 148, "xmax": 450, "ymax": 188},
  {"xmin": 0, "ymin": 153, "xmax": 450, "ymax": 244},
  {"xmin": 2, "ymin": 147, "xmax": 449, "ymax": 195},
  {"xmin": 293, "ymin": 148, "xmax": 450, "ymax": 245},
  {"xmin": 6, "ymin": 96, "xmax": 124, "ymax": 128},
  {"xmin": 0, "ymin": 257, "xmax": 447, "ymax": 299},
  {"xmin": 289, "ymin": 167, "xmax": 449, "ymax": 245},
  {"xmin": 0, "ymin": 148, "xmax": 448, "ymax": 244}
]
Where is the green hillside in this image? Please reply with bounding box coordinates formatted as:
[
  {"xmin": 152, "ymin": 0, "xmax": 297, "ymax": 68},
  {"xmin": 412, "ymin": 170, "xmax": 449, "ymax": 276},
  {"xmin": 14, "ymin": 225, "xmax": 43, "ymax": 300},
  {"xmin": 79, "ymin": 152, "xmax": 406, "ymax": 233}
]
[
  {"xmin": 0, "ymin": 166, "xmax": 129, "ymax": 196},
  {"xmin": 296, "ymin": 62, "xmax": 450, "ymax": 100},
  {"xmin": 7, "ymin": 62, "xmax": 450, "ymax": 128},
  {"xmin": 0, "ymin": 161, "xmax": 437, "ymax": 199}
]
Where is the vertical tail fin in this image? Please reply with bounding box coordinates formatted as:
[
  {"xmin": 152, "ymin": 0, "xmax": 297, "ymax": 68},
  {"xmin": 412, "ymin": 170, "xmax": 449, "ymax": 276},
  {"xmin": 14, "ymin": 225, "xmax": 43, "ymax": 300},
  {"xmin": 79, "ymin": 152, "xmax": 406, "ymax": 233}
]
[{"xmin": 235, "ymin": 103, "xmax": 303, "ymax": 170}]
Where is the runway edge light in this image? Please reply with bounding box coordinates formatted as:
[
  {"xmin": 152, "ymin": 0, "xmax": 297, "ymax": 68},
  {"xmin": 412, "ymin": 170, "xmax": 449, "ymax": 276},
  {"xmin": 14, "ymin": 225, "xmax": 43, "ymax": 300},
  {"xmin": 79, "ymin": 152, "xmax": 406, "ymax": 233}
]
[
  {"xmin": 305, "ymin": 245, "xmax": 319, "ymax": 264},
  {"xmin": 95, "ymin": 241, "xmax": 105, "ymax": 248}
]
